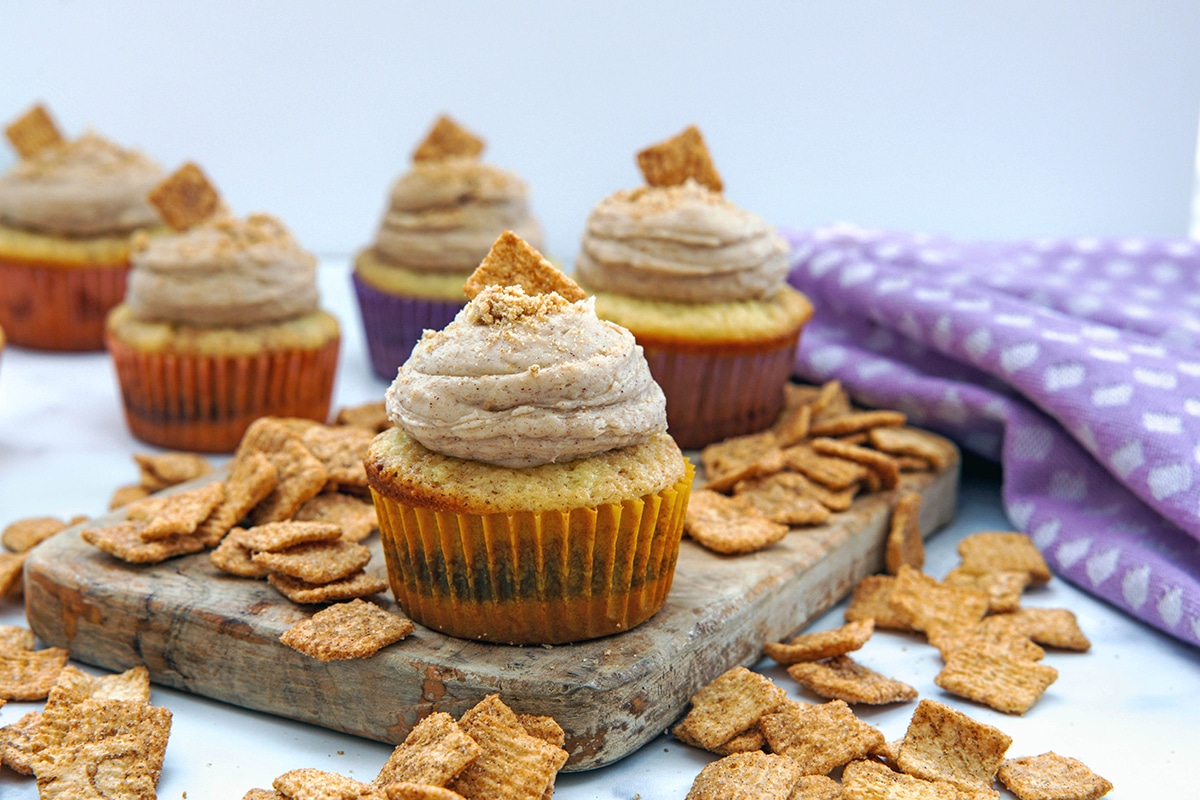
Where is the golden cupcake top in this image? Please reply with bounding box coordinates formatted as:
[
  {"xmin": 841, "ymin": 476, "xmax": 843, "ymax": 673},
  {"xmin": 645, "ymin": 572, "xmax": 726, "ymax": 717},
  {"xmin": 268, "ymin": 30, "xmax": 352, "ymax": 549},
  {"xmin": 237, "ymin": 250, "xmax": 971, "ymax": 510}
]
[
  {"xmin": 368, "ymin": 115, "xmax": 543, "ymax": 273},
  {"xmin": 575, "ymin": 125, "xmax": 790, "ymax": 304},
  {"xmin": 385, "ymin": 232, "xmax": 668, "ymax": 468},
  {"xmin": 0, "ymin": 104, "xmax": 164, "ymax": 236}
]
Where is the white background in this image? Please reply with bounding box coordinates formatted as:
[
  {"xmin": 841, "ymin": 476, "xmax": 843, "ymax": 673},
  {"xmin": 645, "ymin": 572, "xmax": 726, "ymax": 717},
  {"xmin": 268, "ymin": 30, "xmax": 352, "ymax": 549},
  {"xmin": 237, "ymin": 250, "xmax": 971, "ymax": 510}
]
[{"xmin": 3, "ymin": 1, "xmax": 1200, "ymax": 261}]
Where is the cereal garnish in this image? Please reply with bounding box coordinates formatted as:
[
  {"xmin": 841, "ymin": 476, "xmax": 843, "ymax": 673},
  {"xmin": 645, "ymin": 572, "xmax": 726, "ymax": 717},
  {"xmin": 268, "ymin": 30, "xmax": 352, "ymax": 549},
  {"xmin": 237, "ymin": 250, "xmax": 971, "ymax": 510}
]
[
  {"xmin": 810, "ymin": 437, "xmax": 900, "ymax": 490},
  {"xmin": 888, "ymin": 565, "xmax": 990, "ymax": 635},
  {"xmin": 636, "ymin": 124, "xmax": 724, "ymax": 193},
  {"xmin": 701, "ymin": 431, "xmax": 784, "ymax": 492},
  {"xmin": 0, "ymin": 552, "xmax": 28, "ymax": 597},
  {"xmin": 463, "ymin": 230, "xmax": 586, "ymax": 302},
  {"xmin": 0, "ymin": 708, "xmax": 41, "ymax": 775},
  {"xmin": 684, "ymin": 490, "xmax": 789, "ymax": 555},
  {"xmin": 781, "ymin": 443, "xmax": 869, "ymax": 490},
  {"xmin": 759, "ymin": 698, "xmax": 885, "ymax": 775},
  {"xmin": 273, "ymin": 768, "xmax": 380, "ymax": 800},
  {"xmin": 335, "ymin": 400, "xmax": 391, "ymax": 433},
  {"xmin": 280, "ymin": 599, "xmax": 414, "ymax": 661},
  {"xmin": 386, "ymin": 784, "xmax": 469, "ymax": 800},
  {"xmin": 1001, "ymin": 607, "xmax": 1091, "ymax": 652},
  {"xmin": 843, "ymin": 573, "xmax": 911, "ymax": 631},
  {"xmin": 54, "ymin": 664, "xmax": 152, "ymax": 704},
  {"xmin": 373, "ymin": 711, "xmax": 482, "ymax": 788},
  {"xmin": 868, "ymin": 425, "xmax": 957, "ymax": 472},
  {"xmin": 195, "ymin": 450, "xmax": 279, "ymax": 546},
  {"xmin": 808, "ymin": 409, "xmax": 906, "ymax": 438},
  {"xmin": 5, "ymin": 103, "xmax": 64, "ymax": 159},
  {"xmin": 786, "ymin": 655, "xmax": 918, "ymax": 705},
  {"xmin": 896, "ymin": 699, "xmax": 1012, "ymax": 791},
  {"xmin": 934, "ymin": 647, "xmax": 1059, "ymax": 715},
  {"xmin": 673, "ymin": 666, "xmax": 788, "ymax": 753},
  {"xmin": 239, "ymin": 418, "xmax": 330, "ymax": 525},
  {"xmin": 764, "ymin": 618, "xmax": 874, "ymax": 665},
  {"xmin": 0, "ymin": 646, "xmax": 68, "ymax": 701},
  {"xmin": 943, "ymin": 567, "xmax": 1030, "ymax": 614},
  {"xmin": 684, "ymin": 751, "xmax": 805, "ymax": 800},
  {"xmin": 148, "ymin": 161, "xmax": 222, "ymax": 231},
  {"xmin": 997, "ymin": 752, "xmax": 1113, "ymax": 800},
  {"xmin": 412, "ymin": 114, "xmax": 485, "ymax": 162}
]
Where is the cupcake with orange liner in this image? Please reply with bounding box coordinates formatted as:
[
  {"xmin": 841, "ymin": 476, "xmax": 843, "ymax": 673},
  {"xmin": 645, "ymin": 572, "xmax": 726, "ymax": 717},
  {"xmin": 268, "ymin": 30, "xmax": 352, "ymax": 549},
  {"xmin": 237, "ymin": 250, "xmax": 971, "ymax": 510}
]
[
  {"xmin": 365, "ymin": 231, "xmax": 692, "ymax": 645},
  {"xmin": 105, "ymin": 163, "xmax": 340, "ymax": 453},
  {"xmin": 575, "ymin": 126, "xmax": 813, "ymax": 449},
  {"xmin": 352, "ymin": 114, "xmax": 544, "ymax": 379},
  {"xmin": 0, "ymin": 103, "xmax": 166, "ymax": 351}
]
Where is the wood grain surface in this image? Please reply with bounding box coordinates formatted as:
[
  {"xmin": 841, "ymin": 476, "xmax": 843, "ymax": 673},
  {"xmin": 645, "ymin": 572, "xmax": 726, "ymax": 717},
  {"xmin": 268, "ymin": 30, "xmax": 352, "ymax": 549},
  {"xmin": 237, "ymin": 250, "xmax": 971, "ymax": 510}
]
[{"xmin": 24, "ymin": 452, "xmax": 958, "ymax": 771}]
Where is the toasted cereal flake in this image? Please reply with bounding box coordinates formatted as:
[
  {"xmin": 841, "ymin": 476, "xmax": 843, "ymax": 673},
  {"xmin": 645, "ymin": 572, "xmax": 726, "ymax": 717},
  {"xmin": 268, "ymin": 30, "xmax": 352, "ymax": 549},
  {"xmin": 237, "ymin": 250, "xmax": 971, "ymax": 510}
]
[
  {"xmin": 274, "ymin": 768, "xmax": 382, "ymax": 800},
  {"xmin": 895, "ymin": 454, "xmax": 936, "ymax": 472},
  {"xmin": 889, "ymin": 566, "xmax": 989, "ymax": 634},
  {"xmin": 82, "ymin": 520, "xmax": 207, "ymax": 563},
  {"xmin": 281, "ymin": 599, "xmax": 414, "ymax": 661},
  {"xmin": 927, "ymin": 618, "xmax": 1045, "ymax": 664},
  {"xmin": 934, "ymin": 647, "xmax": 1058, "ymax": 715},
  {"xmin": 871, "ymin": 737, "xmax": 902, "ymax": 766},
  {"xmin": 637, "ymin": 125, "xmax": 723, "ymax": 192},
  {"xmin": 789, "ymin": 774, "xmax": 843, "ymax": 800},
  {"xmin": 0, "ymin": 647, "xmax": 69, "ymax": 700},
  {"xmin": 842, "ymin": 758, "xmax": 982, "ymax": 800},
  {"xmin": 53, "ymin": 664, "xmax": 151, "ymax": 704},
  {"xmin": 297, "ymin": 424, "xmax": 374, "ymax": 490},
  {"xmin": 998, "ymin": 752, "xmax": 1113, "ymax": 800},
  {"xmin": 886, "ymin": 491, "xmax": 925, "ymax": 574},
  {"xmin": 674, "ymin": 719, "xmax": 769, "ymax": 756},
  {"xmin": 516, "ymin": 714, "xmax": 566, "ymax": 749},
  {"xmin": 134, "ymin": 451, "xmax": 213, "ymax": 491},
  {"xmin": 138, "ymin": 482, "xmax": 225, "ymax": 541},
  {"xmin": 701, "ymin": 432, "xmax": 786, "ymax": 492},
  {"xmin": 412, "ymin": 114, "xmax": 485, "ymax": 162},
  {"xmin": 956, "ymin": 532, "xmax": 1051, "ymax": 585},
  {"xmin": 771, "ymin": 398, "xmax": 812, "ymax": 447},
  {"xmin": 810, "ymin": 437, "xmax": 900, "ymax": 490},
  {"xmin": 0, "ymin": 625, "xmax": 35, "ymax": 653},
  {"xmin": 293, "ymin": 492, "xmax": 379, "ymax": 543},
  {"xmin": 685, "ymin": 490, "xmax": 789, "ymax": 555},
  {"xmin": 781, "ymin": 444, "xmax": 869, "ymax": 490},
  {"xmin": 897, "ymin": 699, "xmax": 1012, "ymax": 790},
  {"xmin": 464, "ymin": 231, "xmax": 586, "ymax": 304},
  {"xmin": 673, "ymin": 666, "xmax": 788, "ymax": 752},
  {"xmin": 0, "ymin": 709, "xmax": 41, "ymax": 775},
  {"xmin": 385, "ymin": 784, "xmax": 469, "ymax": 800},
  {"xmin": 0, "ymin": 551, "xmax": 27, "ymax": 597},
  {"xmin": 2, "ymin": 516, "xmax": 67, "ymax": 553},
  {"xmin": 458, "ymin": 693, "xmax": 523, "ymax": 731},
  {"xmin": 5, "ymin": 103, "xmax": 64, "ymax": 159},
  {"xmin": 195, "ymin": 450, "xmax": 279, "ymax": 546},
  {"xmin": 336, "ymin": 400, "xmax": 392, "ymax": 432},
  {"xmin": 268, "ymin": 570, "xmax": 389, "ymax": 604},
  {"xmin": 764, "ymin": 619, "xmax": 875, "ymax": 665},
  {"xmin": 684, "ymin": 751, "xmax": 804, "ymax": 800},
  {"xmin": 943, "ymin": 568, "xmax": 1030, "ymax": 614},
  {"xmin": 253, "ymin": 539, "xmax": 372, "ymax": 584},
  {"xmin": 238, "ymin": 418, "xmax": 330, "ymax": 524},
  {"xmin": 241, "ymin": 791, "xmax": 286, "ymax": 800},
  {"xmin": 810, "ymin": 380, "xmax": 850, "ymax": 421},
  {"xmin": 868, "ymin": 426, "xmax": 957, "ymax": 472},
  {"xmin": 109, "ymin": 483, "xmax": 152, "ymax": 509},
  {"xmin": 238, "ymin": 520, "xmax": 343, "ymax": 553},
  {"xmin": 449, "ymin": 699, "xmax": 568, "ymax": 800},
  {"xmin": 844, "ymin": 574, "xmax": 911, "ymax": 631},
  {"xmin": 732, "ymin": 473, "xmax": 831, "ymax": 526},
  {"xmin": 1003, "ymin": 607, "xmax": 1091, "ymax": 651},
  {"xmin": 210, "ymin": 529, "xmax": 270, "ymax": 578},
  {"xmin": 759, "ymin": 699, "xmax": 884, "ymax": 775},
  {"xmin": 786, "ymin": 655, "xmax": 917, "ymax": 705},
  {"xmin": 373, "ymin": 711, "xmax": 482, "ymax": 788},
  {"xmin": 781, "ymin": 470, "xmax": 858, "ymax": 512},
  {"xmin": 148, "ymin": 161, "xmax": 221, "ymax": 231},
  {"xmin": 809, "ymin": 410, "xmax": 906, "ymax": 438}
]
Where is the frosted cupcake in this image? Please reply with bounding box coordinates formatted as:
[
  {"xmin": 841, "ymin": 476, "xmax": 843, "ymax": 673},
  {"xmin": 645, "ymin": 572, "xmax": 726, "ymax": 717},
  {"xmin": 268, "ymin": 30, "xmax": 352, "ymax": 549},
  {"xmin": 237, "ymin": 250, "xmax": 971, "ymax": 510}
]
[
  {"xmin": 0, "ymin": 104, "xmax": 166, "ymax": 350},
  {"xmin": 106, "ymin": 164, "xmax": 340, "ymax": 452},
  {"xmin": 575, "ymin": 126, "xmax": 813, "ymax": 448},
  {"xmin": 366, "ymin": 232, "xmax": 692, "ymax": 644},
  {"xmin": 352, "ymin": 115, "xmax": 543, "ymax": 379}
]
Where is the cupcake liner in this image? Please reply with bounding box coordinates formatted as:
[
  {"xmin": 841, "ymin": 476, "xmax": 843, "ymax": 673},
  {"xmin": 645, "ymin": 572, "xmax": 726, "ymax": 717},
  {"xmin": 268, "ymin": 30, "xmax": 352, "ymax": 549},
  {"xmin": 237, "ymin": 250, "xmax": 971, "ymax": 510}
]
[
  {"xmin": 372, "ymin": 461, "xmax": 694, "ymax": 645},
  {"xmin": 0, "ymin": 257, "xmax": 128, "ymax": 351},
  {"xmin": 351, "ymin": 272, "xmax": 465, "ymax": 380},
  {"xmin": 106, "ymin": 333, "xmax": 340, "ymax": 453},
  {"xmin": 642, "ymin": 337, "xmax": 802, "ymax": 449}
]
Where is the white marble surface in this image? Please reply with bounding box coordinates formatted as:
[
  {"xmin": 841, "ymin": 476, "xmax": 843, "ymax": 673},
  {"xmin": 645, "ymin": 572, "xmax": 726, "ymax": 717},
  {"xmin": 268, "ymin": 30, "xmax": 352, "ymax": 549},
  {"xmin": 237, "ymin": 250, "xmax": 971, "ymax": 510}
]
[{"xmin": 1, "ymin": 263, "xmax": 1197, "ymax": 797}]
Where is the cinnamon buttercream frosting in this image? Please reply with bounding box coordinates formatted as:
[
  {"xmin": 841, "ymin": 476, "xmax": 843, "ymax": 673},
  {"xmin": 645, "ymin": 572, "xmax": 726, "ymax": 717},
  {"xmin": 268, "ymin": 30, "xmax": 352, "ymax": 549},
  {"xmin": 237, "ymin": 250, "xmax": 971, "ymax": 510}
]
[
  {"xmin": 371, "ymin": 157, "xmax": 543, "ymax": 272},
  {"xmin": 385, "ymin": 284, "xmax": 667, "ymax": 468},
  {"xmin": 574, "ymin": 179, "xmax": 790, "ymax": 303},
  {"xmin": 124, "ymin": 213, "xmax": 320, "ymax": 327},
  {"xmin": 0, "ymin": 131, "xmax": 163, "ymax": 236}
]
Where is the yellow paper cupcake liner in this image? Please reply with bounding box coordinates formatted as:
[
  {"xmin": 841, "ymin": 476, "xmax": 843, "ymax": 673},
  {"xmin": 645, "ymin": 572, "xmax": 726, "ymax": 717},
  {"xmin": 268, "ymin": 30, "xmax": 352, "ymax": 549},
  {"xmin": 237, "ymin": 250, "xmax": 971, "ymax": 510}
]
[{"xmin": 373, "ymin": 461, "xmax": 693, "ymax": 645}]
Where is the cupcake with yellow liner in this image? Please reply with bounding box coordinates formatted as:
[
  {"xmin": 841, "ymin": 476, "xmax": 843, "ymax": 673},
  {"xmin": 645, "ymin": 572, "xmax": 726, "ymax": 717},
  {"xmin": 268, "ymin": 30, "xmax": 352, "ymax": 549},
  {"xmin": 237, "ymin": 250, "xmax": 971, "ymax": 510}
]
[
  {"xmin": 366, "ymin": 231, "xmax": 693, "ymax": 645},
  {"xmin": 352, "ymin": 114, "xmax": 544, "ymax": 379},
  {"xmin": 575, "ymin": 125, "xmax": 813, "ymax": 449},
  {"xmin": 0, "ymin": 103, "xmax": 167, "ymax": 351},
  {"xmin": 106, "ymin": 163, "xmax": 340, "ymax": 453}
]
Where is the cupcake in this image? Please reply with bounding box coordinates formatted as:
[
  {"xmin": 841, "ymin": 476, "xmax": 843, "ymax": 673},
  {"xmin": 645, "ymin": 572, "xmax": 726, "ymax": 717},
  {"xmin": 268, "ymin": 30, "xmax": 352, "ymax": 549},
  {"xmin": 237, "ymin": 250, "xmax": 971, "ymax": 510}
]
[
  {"xmin": 106, "ymin": 164, "xmax": 340, "ymax": 452},
  {"xmin": 575, "ymin": 126, "xmax": 813, "ymax": 448},
  {"xmin": 0, "ymin": 103, "xmax": 166, "ymax": 351},
  {"xmin": 352, "ymin": 115, "xmax": 544, "ymax": 379},
  {"xmin": 365, "ymin": 232, "xmax": 693, "ymax": 645}
]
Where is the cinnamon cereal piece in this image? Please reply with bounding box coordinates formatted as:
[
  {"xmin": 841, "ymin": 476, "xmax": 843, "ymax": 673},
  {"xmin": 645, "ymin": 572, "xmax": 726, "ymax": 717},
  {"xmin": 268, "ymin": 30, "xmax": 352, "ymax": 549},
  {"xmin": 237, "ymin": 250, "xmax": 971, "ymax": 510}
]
[
  {"xmin": 134, "ymin": 451, "xmax": 213, "ymax": 492},
  {"xmin": 0, "ymin": 552, "xmax": 27, "ymax": 597},
  {"xmin": 195, "ymin": 450, "xmax": 279, "ymax": 546},
  {"xmin": 673, "ymin": 666, "xmax": 788, "ymax": 752},
  {"xmin": 458, "ymin": 692, "xmax": 523, "ymax": 731},
  {"xmin": 934, "ymin": 647, "xmax": 1058, "ymax": 715},
  {"xmin": 273, "ymin": 769, "xmax": 380, "ymax": 800},
  {"xmin": 386, "ymin": 785, "xmax": 468, "ymax": 800},
  {"xmin": 809, "ymin": 379, "xmax": 851, "ymax": 422},
  {"xmin": 788, "ymin": 774, "xmax": 843, "ymax": 800},
  {"xmin": 209, "ymin": 529, "xmax": 269, "ymax": 578},
  {"xmin": 109, "ymin": 484, "xmax": 152, "ymax": 509},
  {"xmin": 293, "ymin": 492, "xmax": 378, "ymax": 543},
  {"xmin": 373, "ymin": 711, "xmax": 482, "ymax": 788},
  {"xmin": 759, "ymin": 699, "xmax": 884, "ymax": 775},
  {"xmin": 636, "ymin": 125, "xmax": 723, "ymax": 192},
  {"xmin": 412, "ymin": 114, "xmax": 485, "ymax": 162},
  {"xmin": 238, "ymin": 417, "xmax": 329, "ymax": 524},
  {"xmin": 684, "ymin": 751, "xmax": 805, "ymax": 800},
  {"xmin": 732, "ymin": 473, "xmax": 831, "ymax": 526},
  {"xmin": 253, "ymin": 539, "xmax": 371, "ymax": 584},
  {"xmin": 1003, "ymin": 607, "xmax": 1090, "ymax": 651},
  {"xmin": 0, "ymin": 709, "xmax": 40, "ymax": 775},
  {"xmin": 810, "ymin": 437, "xmax": 900, "ymax": 490},
  {"xmin": 335, "ymin": 401, "xmax": 391, "ymax": 433},
  {"xmin": 238, "ymin": 520, "xmax": 343, "ymax": 553},
  {"xmin": 148, "ymin": 161, "xmax": 221, "ymax": 231},
  {"xmin": 781, "ymin": 470, "xmax": 857, "ymax": 512},
  {"xmin": 771, "ymin": 397, "xmax": 811, "ymax": 447},
  {"xmin": 0, "ymin": 646, "xmax": 69, "ymax": 700},
  {"xmin": 5, "ymin": 104, "xmax": 64, "ymax": 159},
  {"xmin": 781, "ymin": 443, "xmax": 869, "ymax": 490},
  {"xmin": 888, "ymin": 565, "xmax": 990, "ymax": 635},
  {"xmin": 684, "ymin": 490, "xmax": 789, "ymax": 555},
  {"xmin": 0, "ymin": 625, "xmax": 35, "ymax": 652},
  {"xmin": 242, "ymin": 791, "xmax": 286, "ymax": 800},
  {"xmin": 869, "ymin": 426, "xmax": 957, "ymax": 472},
  {"xmin": 764, "ymin": 618, "xmax": 874, "ymax": 665},
  {"xmin": 843, "ymin": 574, "xmax": 911, "ymax": 631},
  {"xmin": 281, "ymin": 599, "xmax": 414, "ymax": 661},
  {"xmin": 896, "ymin": 699, "xmax": 1012, "ymax": 791},
  {"xmin": 943, "ymin": 567, "xmax": 1029, "ymax": 614},
  {"xmin": 463, "ymin": 230, "xmax": 586, "ymax": 302},
  {"xmin": 54, "ymin": 664, "xmax": 151, "ymax": 704},
  {"xmin": 516, "ymin": 714, "xmax": 566, "ymax": 749},
  {"xmin": 786, "ymin": 655, "xmax": 917, "ymax": 705},
  {"xmin": 296, "ymin": 424, "xmax": 374, "ymax": 491},
  {"xmin": 701, "ymin": 431, "xmax": 785, "ymax": 492},
  {"xmin": 886, "ymin": 490, "xmax": 926, "ymax": 574},
  {"xmin": 267, "ymin": 570, "xmax": 388, "ymax": 604},
  {"xmin": 842, "ymin": 759, "xmax": 977, "ymax": 800},
  {"xmin": 449, "ymin": 696, "xmax": 568, "ymax": 800},
  {"xmin": 808, "ymin": 409, "xmax": 907, "ymax": 438},
  {"xmin": 927, "ymin": 617, "xmax": 1046, "ymax": 664},
  {"xmin": 956, "ymin": 532, "xmax": 1052, "ymax": 585},
  {"xmin": 2, "ymin": 516, "xmax": 67, "ymax": 553},
  {"xmin": 138, "ymin": 482, "xmax": 225, "ymax": 541},
  {"xmin": 82, "ymin": 520, "xmax": 208, "ymax": 563},
  {"xmin": 998, "ymin": 752, "xmax": 1113, "ymax": 800}
]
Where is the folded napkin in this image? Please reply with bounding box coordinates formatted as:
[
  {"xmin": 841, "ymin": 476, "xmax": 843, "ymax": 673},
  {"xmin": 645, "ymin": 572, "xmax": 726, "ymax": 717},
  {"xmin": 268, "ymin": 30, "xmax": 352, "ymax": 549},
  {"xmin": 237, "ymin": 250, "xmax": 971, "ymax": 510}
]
[{"xmin": 785, "ymin": 225, "xmax": 1200, "ymax": 647}]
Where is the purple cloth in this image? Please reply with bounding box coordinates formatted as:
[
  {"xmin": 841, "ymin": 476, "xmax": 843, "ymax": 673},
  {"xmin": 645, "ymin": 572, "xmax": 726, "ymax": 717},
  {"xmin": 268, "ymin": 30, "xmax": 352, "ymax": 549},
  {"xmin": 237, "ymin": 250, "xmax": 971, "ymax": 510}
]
[{"xmin": 785, "ymin": 225, "xmax": 1200, "ymax": 647}]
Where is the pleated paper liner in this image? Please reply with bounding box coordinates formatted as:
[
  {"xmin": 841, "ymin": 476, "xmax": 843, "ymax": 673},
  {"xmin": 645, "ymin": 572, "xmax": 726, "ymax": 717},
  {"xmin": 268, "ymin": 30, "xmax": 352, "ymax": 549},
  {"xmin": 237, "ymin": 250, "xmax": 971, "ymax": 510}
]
[
  {"xmin": 372, "ymin": 461, "xmax": 694, "ymax": 645},
  {"xmin": 106, "ymin": 333, "xmax": 340, "ymax": 453},
  {"xmin": 351, "ymin": 272, "xmax": 465, "ymax": 380},
  {"xmin": 0, "ymin": 257, "xmax": 128, "ymax": 351}
]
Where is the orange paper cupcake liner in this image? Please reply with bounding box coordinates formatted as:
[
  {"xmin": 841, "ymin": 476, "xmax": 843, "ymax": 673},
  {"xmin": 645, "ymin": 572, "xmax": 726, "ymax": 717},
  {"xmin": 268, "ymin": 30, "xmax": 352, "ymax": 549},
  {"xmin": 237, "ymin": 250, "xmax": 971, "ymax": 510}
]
[
  {"xmin": 372, "ymin": 461, "xmax": 694, "ymax": 645},
  {"xmin": 106, "ymin": 333, "xmax": 340, "ymax": 453},
  {"xmin": 0, "ymin": 257, "xmax": 128, "ymax": 351}
]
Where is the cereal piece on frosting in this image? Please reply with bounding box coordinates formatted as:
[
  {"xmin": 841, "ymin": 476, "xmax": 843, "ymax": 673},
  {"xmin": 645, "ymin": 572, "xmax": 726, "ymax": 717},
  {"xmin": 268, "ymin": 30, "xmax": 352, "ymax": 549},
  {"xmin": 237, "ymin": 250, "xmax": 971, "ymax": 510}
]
[
  {"xmin": 148, "ymin": 161, "xmax": 222, "ymax": 231},
  {"xmin": 636, "ymin": 124, "xmax": 724, "ymax": 193},
  {"xmin": 463, "ymin": 230, "xmax": 587, "ymax": 302},
  {"xmin": 412, "ymin": 114, "xmax": 485, "ymax": 162},
  {"xmin": 5, "ymin": 103, "xmax": 64, "ymax": 159}
]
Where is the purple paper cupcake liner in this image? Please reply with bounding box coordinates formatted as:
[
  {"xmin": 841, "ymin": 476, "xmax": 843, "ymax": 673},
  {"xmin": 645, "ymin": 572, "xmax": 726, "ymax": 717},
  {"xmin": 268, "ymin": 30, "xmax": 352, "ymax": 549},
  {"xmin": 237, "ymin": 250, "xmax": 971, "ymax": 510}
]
[{"xmin": 351, "ymin": 271, "xmax": 465, "ymax": 380}]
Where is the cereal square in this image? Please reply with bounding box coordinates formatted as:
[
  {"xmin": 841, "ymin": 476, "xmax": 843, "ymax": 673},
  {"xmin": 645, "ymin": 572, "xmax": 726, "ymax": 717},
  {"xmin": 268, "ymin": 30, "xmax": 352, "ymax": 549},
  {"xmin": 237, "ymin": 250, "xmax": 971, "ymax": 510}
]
[
  {"xmin": 786, "ymin": 655, "xmax": 918, "ymax": 705},
  {"xmin": 673, "ymin": 666, "xmax": 788, "ymax": 752},
  {"xmin": 636, "ymin": 125, "xmax": 723, "ymax": 192},
  {"xmin": 998, "ymin": 752, "xmax": 1113, "ymax": 800},
  {"xmin": 281, "ymin": 599, "xmax": 415, "ymax": 661},
  {"xmin": 684, "ymin": 751, "xmax": 805, "ymax": 800},
  {"xmin": 897, "ymin": 699, "xmax": 1012, "ymax": 790},
  {"xmin": 373, "ymin": 711, "xmax": 481, "ymax": 788},
  {"xmin": 764, "ymin": 618, "xmax": 874, "ymax": 665},
  {"xmin": 934, "ymin": 647, "xmax": 1058, "ymax": 715},
  {"xmin": 759, "ymin": 699, "xmax": 884, "ymax": 775}
]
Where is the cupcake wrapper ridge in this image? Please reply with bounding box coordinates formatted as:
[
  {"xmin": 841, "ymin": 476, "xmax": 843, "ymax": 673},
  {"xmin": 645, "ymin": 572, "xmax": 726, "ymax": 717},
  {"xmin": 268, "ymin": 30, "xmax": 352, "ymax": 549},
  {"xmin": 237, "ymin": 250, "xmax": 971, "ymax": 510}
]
[
  {"xmin": 0, "ymin": 258, "xmax": 128, "ymax": 351},
  {"xmin": 352, "ymin": 272, "xmax": 465, "ymax": 380}
]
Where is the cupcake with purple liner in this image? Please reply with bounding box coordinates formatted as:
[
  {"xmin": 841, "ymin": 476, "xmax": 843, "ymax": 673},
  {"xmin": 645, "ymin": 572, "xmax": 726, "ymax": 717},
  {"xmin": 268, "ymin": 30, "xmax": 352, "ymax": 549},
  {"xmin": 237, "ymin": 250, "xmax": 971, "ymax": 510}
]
[{"xmin": 352, "ymin": 115, "xmax": 544, "ymax": 379}]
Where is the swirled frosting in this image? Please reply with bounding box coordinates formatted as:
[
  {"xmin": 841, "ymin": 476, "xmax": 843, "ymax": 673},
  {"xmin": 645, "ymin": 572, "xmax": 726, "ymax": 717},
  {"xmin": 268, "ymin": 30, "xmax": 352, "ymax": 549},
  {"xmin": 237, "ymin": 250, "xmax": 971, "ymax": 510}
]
[
  {"xmin": 124, "ymin": 213, "xmax": 320, "ymax": 327},
  {"xmin": 371, "ymin": 157, "xmax": 543, "ymax": 272},
  {"xmin": 386, "ymin": 285, "xmax": 668, "ymax": 468},
  {"xmin": 574, "ymin": 180, "xmax": 790, "ymax": 303},
  {"xmin": 0, "ymin": 131, "xmax": 163, "ymax": 236}
]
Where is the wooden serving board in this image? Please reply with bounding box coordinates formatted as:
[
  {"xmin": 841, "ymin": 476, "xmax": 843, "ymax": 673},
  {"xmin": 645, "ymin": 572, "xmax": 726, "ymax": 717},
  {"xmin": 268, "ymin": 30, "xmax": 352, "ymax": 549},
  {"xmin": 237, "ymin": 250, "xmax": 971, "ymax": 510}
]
[{"xmin": 24, "ymin": 453, "xmax": 958, "ymax": 772}]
